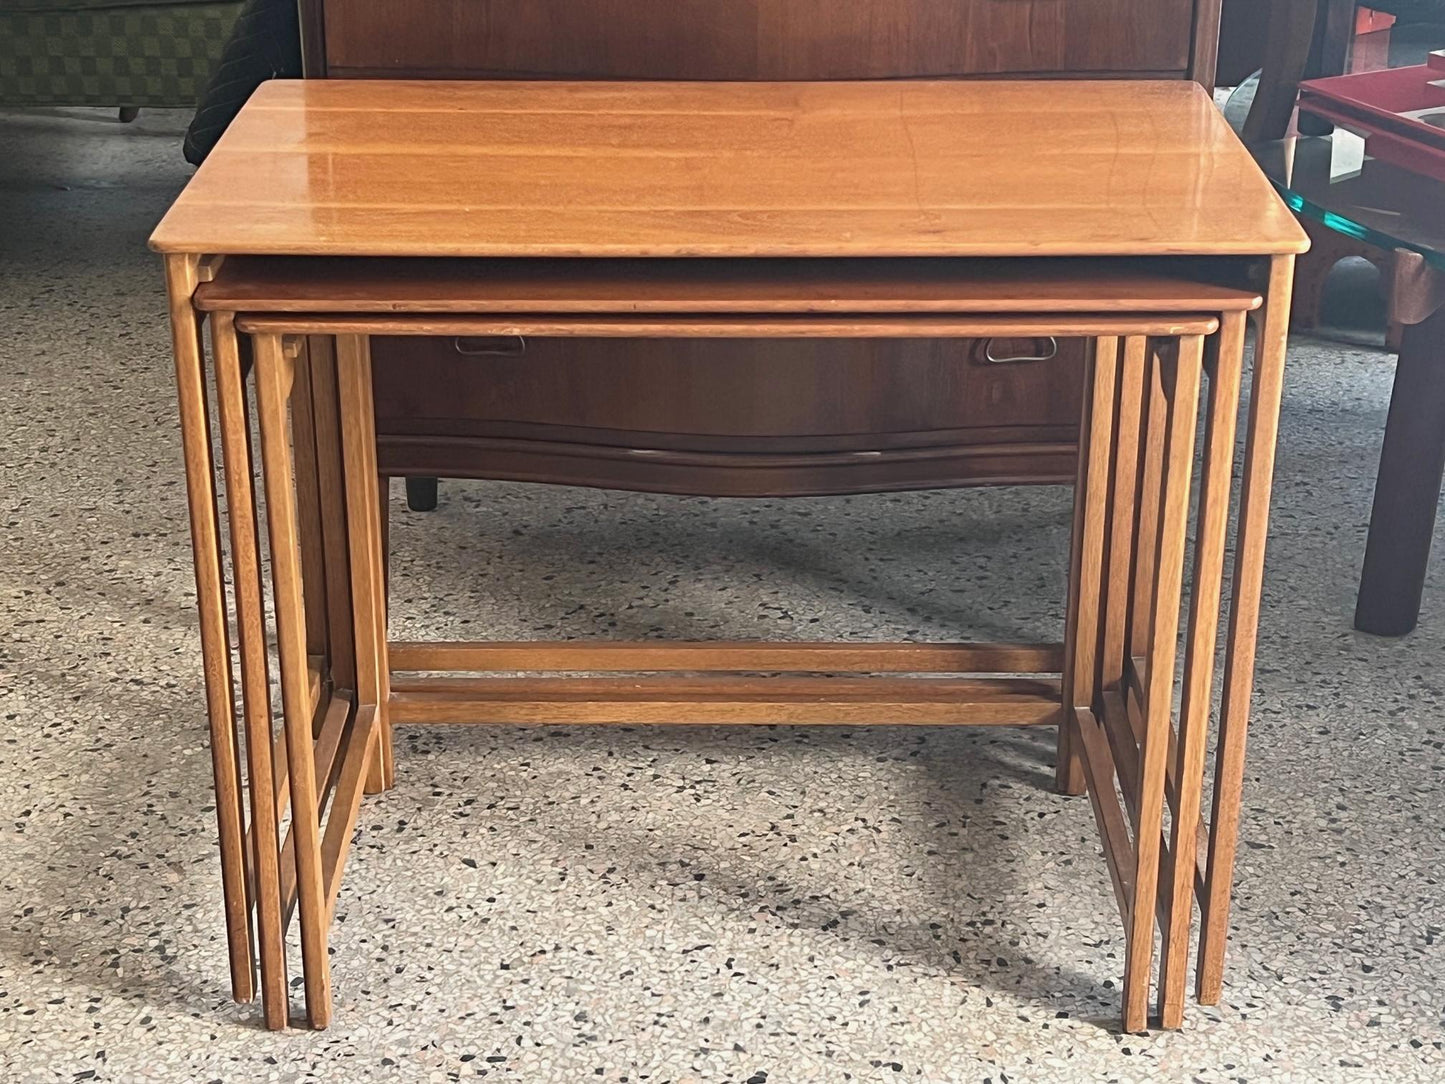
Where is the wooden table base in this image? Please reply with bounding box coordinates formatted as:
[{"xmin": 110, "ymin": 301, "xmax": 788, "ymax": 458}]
[{"xmin": 163, "ymin": 259, "xmax": 1292, "ymax": 1034}]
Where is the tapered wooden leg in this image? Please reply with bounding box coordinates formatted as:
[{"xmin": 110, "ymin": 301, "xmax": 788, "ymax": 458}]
[
  {"xmin": 291, "ymin": 341, "xmax": 332, "ymax": 669},
  {"xmin": 306, "ymin": 338, "xmax": 360, "ymax": 700},
  {"xmin": 379, "ymin": 474, "xmax": 391, "ymax": 599},
  {"xmin": 162, "ymin": 255, "xmax": 254, "ymax": 1004},
  {"xmin": 253, "ymin": 333, "xmax": 333, "ymax": 1030},
  {"xmin": 336, "ymin": 335, "xmax": 394, "ymax": 794},
  {"xmin": 1123, "ymin": 336, "xmax": 1204, "ymax": 1033},
  {"xmin": 1129, "ymin": 344, "xmax": 1167, "ymax": 664},
  {"xmin": 1199, "ymin": 257, "xmax": 1297, "ymax": 1005},
  {"xmin": 1158, "ymin": 318, "xmax": 1246, "ymax": 1027},
  {"xmin": 211, "ymin": 312, "xmax": 289, "ymax": 1029},
  {"xmin": 1100, "ymin": 337, "xmax": 1149, "ymax": 691},
  {"xmin": 1076, "ymin": 334, "xmax": 1148, "ymax": 989},
  {"xmin": 1059, "ymin": 337, "xmax": 1121, "ymax": 793}
]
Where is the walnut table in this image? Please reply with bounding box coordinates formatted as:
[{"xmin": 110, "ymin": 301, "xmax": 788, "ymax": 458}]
[{"xmin": 149, "ymin": 79, "xmax": 1307, "ymax": 1033}]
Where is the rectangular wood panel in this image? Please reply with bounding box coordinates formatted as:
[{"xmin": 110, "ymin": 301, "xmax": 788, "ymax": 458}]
[
  {"xmin": 1065, "ymin": 0, "xmax": 1197, "ymax": 74},
  {"xmin": 150, "ymin": 80, "xmax": 1308, "ymax": 257},
  {"xmin": 323, "ymin": 0, "xmax": 1197, "ymax": 79},
  {"xmin": 368, "ymin": 336, "xmax": 1087, "ymax": 436}
]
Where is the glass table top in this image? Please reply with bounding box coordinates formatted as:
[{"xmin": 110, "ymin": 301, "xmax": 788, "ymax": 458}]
[{"xmin": 1249, "ymin": 131, "xmax": 1445, "ymax": 269}]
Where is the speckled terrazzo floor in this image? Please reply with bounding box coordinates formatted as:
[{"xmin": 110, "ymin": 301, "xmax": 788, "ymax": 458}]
[{"xmin": 1, "ymin": 108, "xmax": 1442, "ymax": 1084}]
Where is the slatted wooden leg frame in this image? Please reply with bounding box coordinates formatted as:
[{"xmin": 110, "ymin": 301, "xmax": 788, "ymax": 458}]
[
  {"xmin": 1075, "ymin": 322, "xmax": 1251, "ymax": 1032},
  {"xmin": 1057, "ymin": 337, "xmax": 1119, "ymax": 797},
  {"xmin": 336, "ymin": 335, "xmax": 393, "ymax": 794},
  {"xmin": 211, "ymin": 311, "xmax": 290, "ymax": 1028},
  {"xmin": 1069, "ymin": 326, "xmax": 1240, "ymax": 1036},
  {"xmin": 166, "ymin": 274, "xmax": 381, "ymax": 1029},
  {"xmin": 202, "ymin": 306, "xmax": 1284, "ymax": 1033},
  {"xmin": 162, "ymin": 256, "xmax": 253, "ymax": 1004},
  {"xmin": 264, "ymin": 318, "xmax": 1212, "ymax": 1034},
  {"xmin": 197, "ymin": 331, "xmax": 376, "ymax": 1030},
  {"xmin": 1158, "ymin": 311, "xmax": 1247, "ymax": 1027},
  {"xmin": 1198, "ymin": 256, "xmax": 1298, "ymax": 1004}
]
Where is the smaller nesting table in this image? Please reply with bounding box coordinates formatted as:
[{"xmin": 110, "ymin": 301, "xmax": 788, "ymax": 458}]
[{"xmin": 150, "ymin": 79, "xmax": 1308, "ymax": 1033}]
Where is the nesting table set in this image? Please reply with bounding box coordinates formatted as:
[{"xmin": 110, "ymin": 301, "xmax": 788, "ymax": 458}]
[{"xmin": 150, "ymin": 79, "xmax": 1308, "ymax": 1032}]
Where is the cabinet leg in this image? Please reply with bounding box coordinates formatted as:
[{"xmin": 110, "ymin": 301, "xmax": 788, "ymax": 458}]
[
  {"xmin": 405, "ymin": 476, "xmax": 439, "ymax": 511},
  {"xmin": 1355, "ymin": 307, "xmax": 1445, "ymax": 636}
]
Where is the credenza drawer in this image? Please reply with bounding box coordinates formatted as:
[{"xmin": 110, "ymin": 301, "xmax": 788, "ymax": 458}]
[
  {"xmin": 372, "ymin": 335, "xmax": 1085, "ymax": 442},
  {"xmin": 369, "ymin": 334, "xmax": 1085, "ymax": 496}
]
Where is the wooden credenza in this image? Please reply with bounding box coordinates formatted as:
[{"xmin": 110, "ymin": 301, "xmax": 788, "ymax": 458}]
[{"xmin": 299, "ymin": 0, "xmax": 1224, "ymax": 497}]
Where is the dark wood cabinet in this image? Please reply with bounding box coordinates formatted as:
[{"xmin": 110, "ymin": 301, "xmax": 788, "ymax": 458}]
[
  {"xmin": 371, "ymin": 334, "xmax": 1086, "ymax": 496},
  {"xmin": 301, "ymin": 0, "xmax": 1223, "ymax": 497},
  {"xmin": 321, "ymin": 0, "xmax": 1205, "ymax": 81}
]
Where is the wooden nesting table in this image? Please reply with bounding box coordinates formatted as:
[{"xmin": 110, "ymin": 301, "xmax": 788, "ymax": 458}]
[{"xmin": 150, "ymin": 79, "xmax": 1308, "ymax": 1033}]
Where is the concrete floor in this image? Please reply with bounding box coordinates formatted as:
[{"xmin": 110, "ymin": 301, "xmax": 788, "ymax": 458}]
[{"xmin": 1, "ymin": 108, "xmax": 1442, "ymax": 1083}]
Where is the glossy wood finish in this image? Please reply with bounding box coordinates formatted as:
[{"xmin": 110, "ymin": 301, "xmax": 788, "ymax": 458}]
[
  {"xmin": 321, "ymin": 706, "xmax": 380, "ymax": 921},
  {"xmin": 150, "ymin": 81, "xmax": 1308, "ymax": 259},
  {"xmin": 1130, "ymin": 350, "xmax": 1169, "ymax": 660},
  {"xmin": 319, "ymin": 0, "xmax": 1203, "ymax": 81},
  {"xmin": 374, "ymin": 434, "xmax": 1083, "ymax": 499},
  {"xmin": 1077, "ymin": 333, "xmax": 1150, "ymax": 926},
  {"xmin": 371, "ymin": 335, "xmax": 1084, "ymax": 436}
]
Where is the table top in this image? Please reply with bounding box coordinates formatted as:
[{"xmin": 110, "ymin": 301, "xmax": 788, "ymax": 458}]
[
  {"xmin": 150, "ymin": 79, "xmax": 1309, "ymax": 260},
  {"xmin": 1251, "ymin": 133, "xmax": 1444, "ymax": 270}
]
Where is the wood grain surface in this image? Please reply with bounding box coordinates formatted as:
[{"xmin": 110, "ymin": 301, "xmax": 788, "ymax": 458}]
[{"xmin": 151, "ymin": 79, "xmax": 1307, "ymax": 258}]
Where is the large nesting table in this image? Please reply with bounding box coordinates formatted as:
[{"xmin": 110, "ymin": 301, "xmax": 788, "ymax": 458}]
[{"xmin": 149, "ymin": 79, "xmax": 1308, "ymax": 1032}]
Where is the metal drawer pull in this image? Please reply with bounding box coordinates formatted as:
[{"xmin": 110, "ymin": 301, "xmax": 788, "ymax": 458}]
[
  {"xmin": 454, "ymin": 335, "xmax": 527, "ymax": 356},
  {"xmin": 983, "ymin": 336, "xmax": 1058, "ymax": 364}
]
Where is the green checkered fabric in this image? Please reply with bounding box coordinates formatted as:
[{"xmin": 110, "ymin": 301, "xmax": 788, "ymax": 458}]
[
  {"xmin": 4, "ymin": 0, "xmax": 221, "ymax": 10},
  {"xmin": 0, "ymin": 2, "xmax": 242, "ymax": 108}
]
